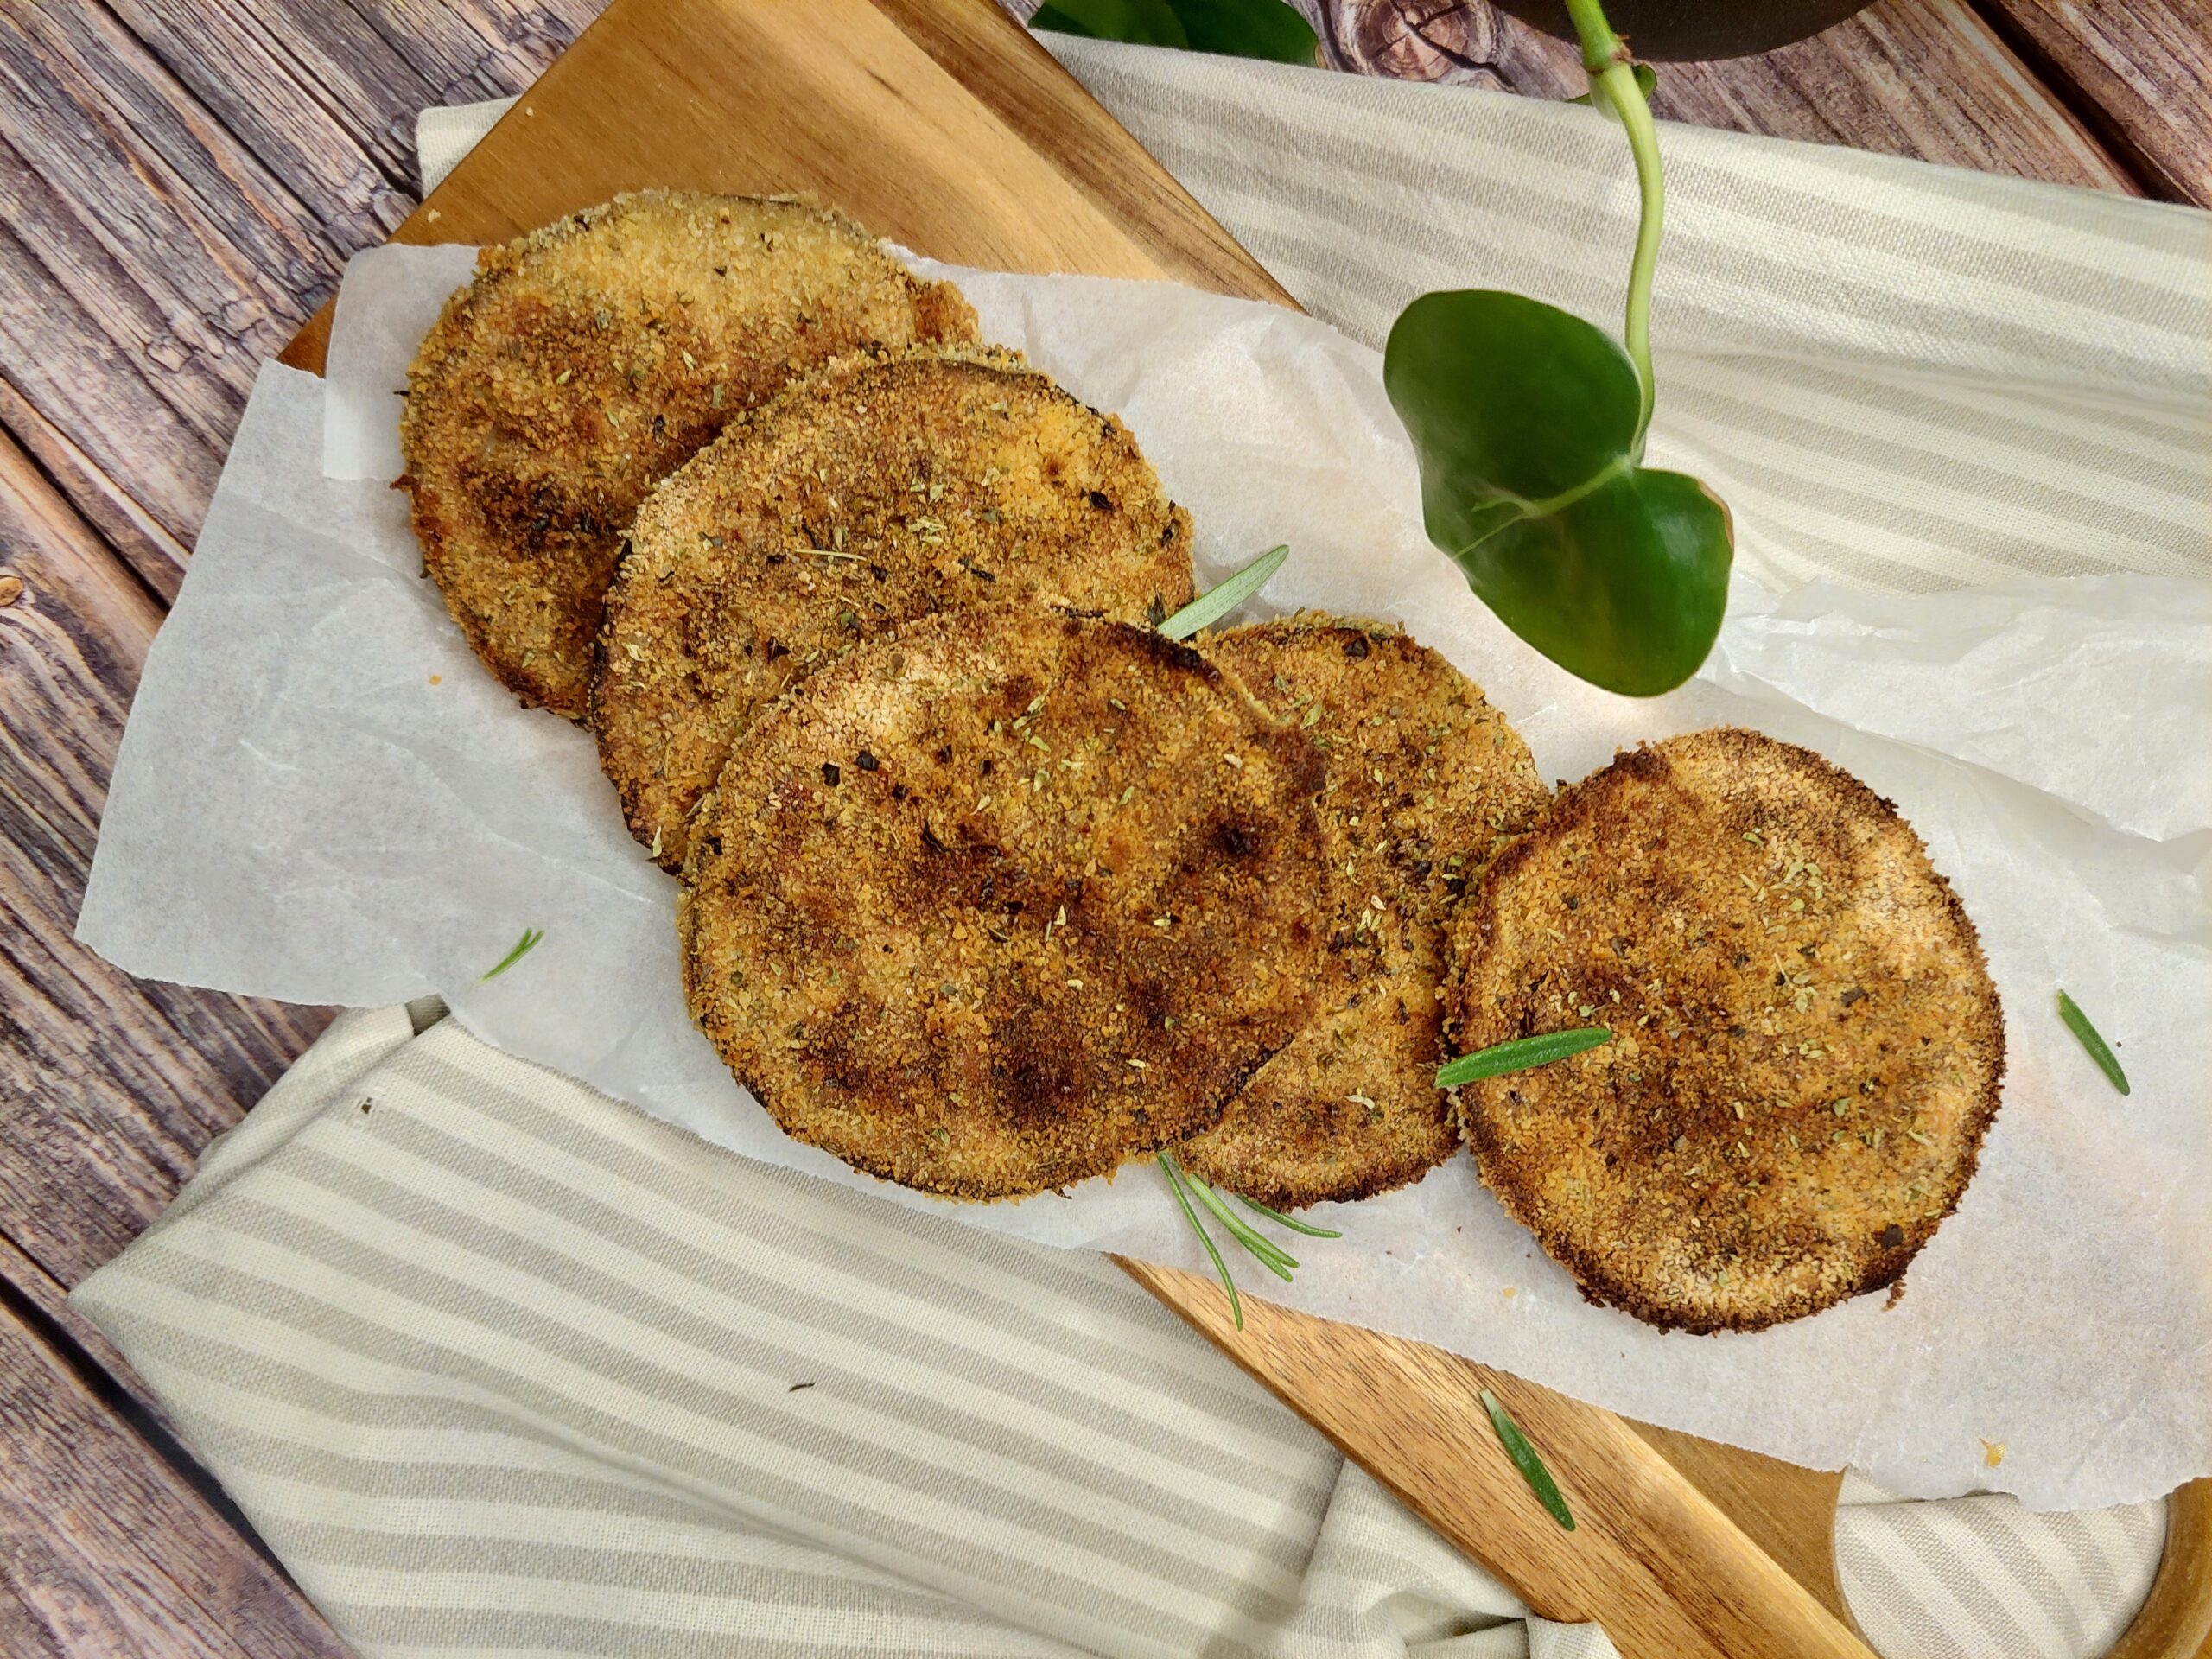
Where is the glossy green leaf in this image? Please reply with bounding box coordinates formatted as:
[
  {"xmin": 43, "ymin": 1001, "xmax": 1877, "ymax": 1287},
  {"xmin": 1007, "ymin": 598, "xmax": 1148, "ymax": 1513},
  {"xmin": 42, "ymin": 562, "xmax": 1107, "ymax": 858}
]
[
  {"xmin": 1032, "ymin": 0, "xmax": 1319, "ymax": 64},
  {"xmin": 1385, "ymin": 289, "xmax": 1733, "ymax": 696},
  {"xmin": 1031, "ymin": 0, "xmax": 1189, "ymax": 48},
  {"xmin": 1389, "ymin": 290, "xmax": 1645, "ymax": 503},
  {"xmin": 1458, "ymin": 467, "xmax": 1732, "ymax": 696}
]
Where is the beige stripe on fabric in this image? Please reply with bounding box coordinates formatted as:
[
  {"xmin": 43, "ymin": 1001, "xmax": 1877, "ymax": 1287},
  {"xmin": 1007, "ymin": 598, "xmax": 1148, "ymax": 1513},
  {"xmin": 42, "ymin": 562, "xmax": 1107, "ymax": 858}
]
[
  {"xmin": 83, "ymin": 1007, "xmax": 1598, "ymax": 1658},
  {"xmin": 110, "ymin": 1202, "xmax": 1305, "ymax": 1653},
  {"xmin": 1044, "ymin": 37, "xmax": 2212, "ymax": 596}
]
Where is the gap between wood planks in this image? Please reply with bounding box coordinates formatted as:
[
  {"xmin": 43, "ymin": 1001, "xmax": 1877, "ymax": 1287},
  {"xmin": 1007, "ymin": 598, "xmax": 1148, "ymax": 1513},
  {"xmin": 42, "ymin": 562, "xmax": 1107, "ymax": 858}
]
[
  {"xmin": 0, "ymin": 1246, "xmax": 283, "ymax": 1580},
  {"xmin": 1966, "ymin": 0, "xmax": 2212, "ymax": 206}
]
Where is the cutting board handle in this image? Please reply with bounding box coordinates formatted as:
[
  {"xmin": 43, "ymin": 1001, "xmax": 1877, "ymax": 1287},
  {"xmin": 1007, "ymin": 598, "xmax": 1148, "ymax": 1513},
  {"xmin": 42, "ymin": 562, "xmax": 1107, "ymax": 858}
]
[{"xmin": 1122, "ymin": 1258, "xmax": 1876, "ymax": 1659}]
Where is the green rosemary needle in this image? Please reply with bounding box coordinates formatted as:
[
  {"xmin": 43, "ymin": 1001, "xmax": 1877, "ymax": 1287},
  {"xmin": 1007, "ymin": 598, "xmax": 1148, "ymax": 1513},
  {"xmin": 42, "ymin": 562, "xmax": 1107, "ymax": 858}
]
[
  {"xmin": 1185, "ymin": 1173, "xmax": 1298, "ymax": 1279},
  {"xmin": 1236, "ymin": 1192, "xmax": 1343, "ymax": 1238},
  {"xmin": 2056, "ymin": 990, "xmax": 2129, "ymax": 1096},
  {"xmin": 1436, "ymin": 1027, "xmax": 1612, "ymax": 1088},
  {"xmin": 478, "ymin": 926, "xmax": 545, "ymax": 982},
  {"xmin": 1480, "ymin": 1388, "xmax": 1575, "ymax": 1530},
  {"xmin": 1158, "ymin": 543, "xmax": 1290, "ymax": 641},
  {"xmin": 1158, "ymin": 1150, "xmax": 1241, "ymax": 1328}
]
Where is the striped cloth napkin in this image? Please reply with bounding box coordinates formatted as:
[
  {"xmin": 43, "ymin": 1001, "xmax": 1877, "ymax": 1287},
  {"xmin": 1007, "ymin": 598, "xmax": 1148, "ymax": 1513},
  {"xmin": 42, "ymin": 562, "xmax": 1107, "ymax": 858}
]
[
  {"xmin": 86, "ymin": 32, "xmax": 2209, "ymax": 1659},
  {"xmin": 79, "ymin": 1001, "xmax": 1617, "ymax": 1658}
]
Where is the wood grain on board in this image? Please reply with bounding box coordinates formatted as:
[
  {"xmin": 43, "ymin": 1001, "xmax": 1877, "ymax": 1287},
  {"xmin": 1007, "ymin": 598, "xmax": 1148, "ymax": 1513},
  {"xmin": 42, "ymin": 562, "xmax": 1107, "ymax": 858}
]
[
  {"xmin": 1976, "ymin": 0, "xmax": 2212, "ymax": 207},
  {"xmin": 0, "ymin": 0, "xmax": 2204, "ymax": 1653},
  {"xmin": 0, "ymin": 1273, "xmax": 346, "ymax": 1659},
  {"xmin": 1322, "ymin": 0, "xmax": 2141, "ymax": 194},
  {"xmin": 1120, "ymin": 1260, "xmax": 1872, "ymax": 1656}
]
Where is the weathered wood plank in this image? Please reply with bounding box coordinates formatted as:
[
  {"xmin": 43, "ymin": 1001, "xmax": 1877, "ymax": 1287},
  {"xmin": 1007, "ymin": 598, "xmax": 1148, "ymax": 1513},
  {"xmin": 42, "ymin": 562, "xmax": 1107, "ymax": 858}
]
[
  {"xmin": 0, "ymin": 174, "xmax": 228, "ymax": 580},
  {"xmin": 109, "ymin": 0, "xmax": 603, "ymax": 205},
  {"xmin": 1977, "ymin": 0, "xmax": 2212, "ymax": 205},
  {"xmin": 1318, "ymin": 0, "xmax": 2139, "ymax": 193},
  {"xmin": 0, "ymin": 382, "xmax": 191, "ymax": 607},
  {"xmin": 0, "ymin": 1, "xmax": 609, "ymax": 589},
  {"xmin": 0, "ymin": 427, "xmax": 334, "ymax": 1289},
  {"xmin": 0, "ymin": 1222, "xmax": 181, "ymax": 1452},
  {"xmin": 0, "ymin": 1281, "xmax": 348, "ymax": 1658},
  {"xmin": 0, "ymin": 1224, "xmax": 276, "ymax": 1596},
  {"xmin": 342, "ymin": 0, "xmax": 611, "ymax": 107},
  {"xmin": 0, "ymin": 2, "xmax": 344, "ymax": 576}
]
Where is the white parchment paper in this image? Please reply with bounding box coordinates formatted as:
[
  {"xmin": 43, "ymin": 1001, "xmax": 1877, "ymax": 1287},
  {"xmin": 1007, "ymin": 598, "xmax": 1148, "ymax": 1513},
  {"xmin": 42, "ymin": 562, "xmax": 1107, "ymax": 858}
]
[{"xmin": 80, "ymin": 245, "xmax": 2212, "ymax": 1509}]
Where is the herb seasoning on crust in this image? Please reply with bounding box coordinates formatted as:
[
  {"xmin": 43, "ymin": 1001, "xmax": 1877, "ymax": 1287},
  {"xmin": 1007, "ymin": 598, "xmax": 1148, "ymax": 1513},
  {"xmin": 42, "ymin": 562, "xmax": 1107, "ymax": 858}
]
[
  {"xmin": 680, "ymin": 605, "xmax": 1332, "ymax": 1200},
  {"xmin": 594, "ymin": 345, "xmax": 1192, "ymax": 869},
  {"xmin": 400, "ymin": 192, "xmax": 977, "ymax": 717},
  {"xmin": 1446, "ymin": 728, "xmax": 2004, "ymax": 1332},
  {"xmin": 1175, "ymin": 618, "xmax": 1548, "ymax": 1208}
]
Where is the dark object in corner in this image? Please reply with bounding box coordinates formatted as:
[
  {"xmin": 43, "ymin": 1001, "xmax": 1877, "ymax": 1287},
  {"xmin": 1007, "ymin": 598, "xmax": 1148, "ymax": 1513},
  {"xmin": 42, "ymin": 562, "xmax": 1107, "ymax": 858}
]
[{"xmin": 1491, "ymin": 0, "xmax": 1873, "ymax": 60}]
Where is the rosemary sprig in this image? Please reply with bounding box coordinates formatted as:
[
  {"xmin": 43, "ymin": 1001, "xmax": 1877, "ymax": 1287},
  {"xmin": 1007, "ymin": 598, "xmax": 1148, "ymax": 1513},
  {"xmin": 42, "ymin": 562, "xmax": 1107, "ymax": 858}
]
[
  {"xmin": 1158, "ymin": 543, "xmax": 1290, "ymax": 642},
  {"xmin": 1480, "ymin": 1388, "xmax": 1575, "ymax": 1530},
  {"xmin": 1236, "ymin": 1192, "xmax": 1342, "ymax": 1239},
  {"xmin": 1158, "ymin": 1150, "xmax": 1241, "ymax": 1328},
  {"xmin": 1185, "ymin": 1172, "xmax": 1297, "ymax": 1280},
  {"xmin": 1436, "ymin": 1027, "xmax": 1612, "ymax": 1088},
  {"xmin": 2056, "ymin": 990, "xmax": 2129, "ymax": 1096},
  {"xmin": 1158, "ymin": 1149, "xmax": 1342, "ymax": 1325},
  {"xmin": 478, "ymin": 926, "xmax": 544, "ymax": 982}
]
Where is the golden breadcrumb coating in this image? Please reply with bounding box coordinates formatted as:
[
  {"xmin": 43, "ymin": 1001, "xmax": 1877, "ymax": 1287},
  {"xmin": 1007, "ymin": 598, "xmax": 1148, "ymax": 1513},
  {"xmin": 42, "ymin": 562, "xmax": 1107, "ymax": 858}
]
[
  {"xmin": 399, "ymin": 191, "xmax": 976, "ymax": 715},
  {"xmin": 680, "ymin": 606, "xmax": 1332, "ymax": 1201},
  {"xmin": 1446, "ymin": 728, "xmax": 2004, "ymax": 1333},
  {"xmin": 594, "ymin": 345, "xmax": 1192, "ymax": 868},
  {"xmin": 1175, "ymin": 618, "xmax": 1548, "ymax": 1208}
]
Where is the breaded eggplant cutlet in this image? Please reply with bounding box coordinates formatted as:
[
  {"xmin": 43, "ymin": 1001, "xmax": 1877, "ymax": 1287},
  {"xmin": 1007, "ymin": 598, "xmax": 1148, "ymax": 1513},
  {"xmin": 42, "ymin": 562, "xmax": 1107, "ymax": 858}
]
[
  {"xmin": 1173, "ymin": 619, "xmax": 1548, "ymax": 1209},
  {"xmin": 399, "ymin": 192, "xmax": 977, "ymax": 716},
  {"xmin": 680, "ymin": 606, "xmax": 1331, "ymax": 1201},
  {"xmin": 1447, "ymin": 728, "xmax": 2004, "ymax": 1333},
  {"xmin": 595, "ymin": 345, "xmax": 1195, "ymax": 870}
]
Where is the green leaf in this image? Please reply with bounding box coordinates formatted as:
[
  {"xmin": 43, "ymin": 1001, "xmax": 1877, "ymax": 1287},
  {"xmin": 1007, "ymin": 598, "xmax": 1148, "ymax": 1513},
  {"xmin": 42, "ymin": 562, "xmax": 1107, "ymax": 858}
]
[
  {"xmin": 1033, "ymin": 0, "xmax": 1319, "ymax": 65},
  {"xmin": 1436, "ymin": 1026, "xmax": 1611, "ymax": 1088},
  {"xmin": 1031, "ymin": 0, "xmax": 1189, "ymax": 48},
  {"xmin": 1185, "ymin": 1171, "xmax": 1298, "ymax": 1278},
  {"xmin": 1458, "ymin": 467, "xmax": 1732, "ymax": 696},
  {"xmin": 1159, "ymin": 543, "xmax": 1288, "ymax": 640},
  {"xmin": 1386, "ymin": 289, "xmax": 1732, "ymax": 696},
  {"xmin": 1480, "ymin": 1389, "xmax": 1576, "ymax": 1529},
  {"xmin": 1391, "ymin": 291, "xmax": 1645, "ymax": 501},
  {"xmin": 2056, "ymin": 990, "xmax": 2130, "ymax": 1096},
  {"xmin": 1235, "ymin": 1192, "xmax": 1342, "ymax": 1238}
]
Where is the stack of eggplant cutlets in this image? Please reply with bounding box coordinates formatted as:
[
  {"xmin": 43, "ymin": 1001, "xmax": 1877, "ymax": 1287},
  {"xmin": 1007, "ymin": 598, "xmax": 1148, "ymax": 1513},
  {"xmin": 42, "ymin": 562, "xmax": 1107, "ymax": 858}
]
[{"xmin": 399, "ymin": 194, "xmax": 2004, "ymax": 1334}]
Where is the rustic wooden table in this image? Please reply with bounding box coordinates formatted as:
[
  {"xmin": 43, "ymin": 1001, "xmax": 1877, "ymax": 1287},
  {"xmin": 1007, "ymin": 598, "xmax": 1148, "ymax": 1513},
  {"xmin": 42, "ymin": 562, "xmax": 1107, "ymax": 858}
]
[{"xmin": 0, "ymin": 1, "xmax": 2203, "ymax": 1649}]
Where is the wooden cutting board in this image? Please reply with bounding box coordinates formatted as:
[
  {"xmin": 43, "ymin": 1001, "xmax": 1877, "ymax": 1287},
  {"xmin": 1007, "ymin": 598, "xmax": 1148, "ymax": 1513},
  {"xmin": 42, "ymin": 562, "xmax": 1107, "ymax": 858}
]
[{"xmin": 278, "ymin": 3, "xmax": 2212, "ymax": 1654}]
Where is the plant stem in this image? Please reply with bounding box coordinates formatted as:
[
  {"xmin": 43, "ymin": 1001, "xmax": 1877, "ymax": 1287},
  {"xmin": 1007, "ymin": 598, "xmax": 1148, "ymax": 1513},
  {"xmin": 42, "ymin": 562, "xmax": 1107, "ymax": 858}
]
[{"xmin": 1562, "ymin": 0, "xmax": 1663, "ymax": 441}]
